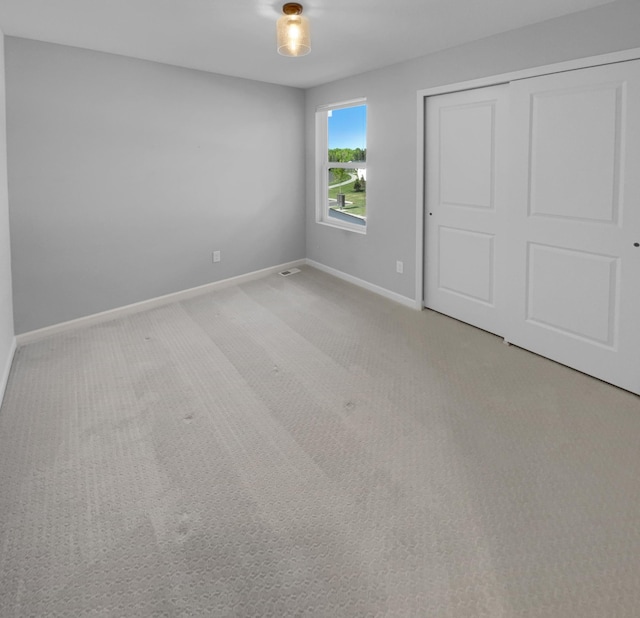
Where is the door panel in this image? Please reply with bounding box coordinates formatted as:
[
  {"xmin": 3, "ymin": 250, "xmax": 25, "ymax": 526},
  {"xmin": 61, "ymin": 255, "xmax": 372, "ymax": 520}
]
[
  {"xmin": 525, "ymin": 243, "xmax": 618, "ymax": 347},
  {"xmin": 440, "ymin": 103, "xmax": 495, "ymax": 209},
  {"xmin": 438, "ymin": 227, "xmax": 495, "ymax": 304},
  {"xmin": 529, "ymin": 83, "xmax": 622, "ymax": 223},
  {"xmin": 506, "ymin": 61, "xmax": 640, "ymax": 394},
  {"xmin": 425, "ymin": 85, "xmax": 508, "ymax": 336}
]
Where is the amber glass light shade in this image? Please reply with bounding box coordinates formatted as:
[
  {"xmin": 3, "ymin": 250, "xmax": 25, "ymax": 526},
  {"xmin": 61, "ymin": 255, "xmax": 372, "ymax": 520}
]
[{"xmin": 277, "ymin": 3, "xmax": 310, "ymax": 57}]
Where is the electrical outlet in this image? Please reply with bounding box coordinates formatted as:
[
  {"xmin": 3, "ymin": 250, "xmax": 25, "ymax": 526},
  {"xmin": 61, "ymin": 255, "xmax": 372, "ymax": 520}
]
[
  {"xmin": 396, "ymin": 260, "xmax": 403, "ymax": 274},
  {"xmin": 212, "ymin": 250, "xmax": 221, "ymax": 263}
]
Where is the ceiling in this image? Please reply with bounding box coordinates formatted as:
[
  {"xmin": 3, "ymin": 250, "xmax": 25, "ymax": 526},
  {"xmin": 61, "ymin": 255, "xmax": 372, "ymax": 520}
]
[{"xmin": 0, "ymin": 0, "xmax": 617, "ymax": 89}]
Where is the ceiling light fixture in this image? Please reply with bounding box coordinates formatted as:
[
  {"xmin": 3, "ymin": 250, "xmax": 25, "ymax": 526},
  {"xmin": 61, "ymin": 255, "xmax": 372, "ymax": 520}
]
[{"xmin": 277, "ymin": 3, "xmax": 311, "ymax": 57}]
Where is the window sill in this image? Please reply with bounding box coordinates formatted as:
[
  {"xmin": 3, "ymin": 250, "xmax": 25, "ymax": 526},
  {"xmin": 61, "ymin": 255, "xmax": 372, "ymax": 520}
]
[{"xmin": 317, "ymin": 219, "xmax": 367, "ymax": 235}]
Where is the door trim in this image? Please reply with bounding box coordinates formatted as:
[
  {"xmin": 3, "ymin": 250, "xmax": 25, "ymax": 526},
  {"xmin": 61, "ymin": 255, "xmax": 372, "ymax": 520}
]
[{"xmin": 415, "ymin": 46, "xmax": 640, "ymax": 308}]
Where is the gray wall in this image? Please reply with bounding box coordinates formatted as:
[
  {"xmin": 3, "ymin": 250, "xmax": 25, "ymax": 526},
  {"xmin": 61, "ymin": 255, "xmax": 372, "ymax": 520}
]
[
  {"xmin": 305, "ymin": 0, "xmax": 640, "ymax": 302},
  {"xmin": 6, "ymin": 38, "xmax": 305, "ymax": 334},
  {"xmin": 0, "ymin": 31, "xmax": 15, "ymax": 393}
]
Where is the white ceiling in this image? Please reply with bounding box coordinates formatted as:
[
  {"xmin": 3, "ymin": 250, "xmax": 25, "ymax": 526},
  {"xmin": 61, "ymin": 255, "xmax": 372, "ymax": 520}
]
[{"xmin": 0, "ymin": 0, "xmax": 617, "ymax": 89}]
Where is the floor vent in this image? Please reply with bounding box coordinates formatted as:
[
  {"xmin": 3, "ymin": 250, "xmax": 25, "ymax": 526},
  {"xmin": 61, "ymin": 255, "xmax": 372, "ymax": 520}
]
[{"xmin": 279, "ymin": 267, "xmax": 301, "ymax": 277}]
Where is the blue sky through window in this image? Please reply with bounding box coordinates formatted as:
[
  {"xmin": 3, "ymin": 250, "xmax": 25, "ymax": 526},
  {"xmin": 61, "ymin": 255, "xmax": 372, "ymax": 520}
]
[{"xmin": 328, "ymin": 105, "xmax": 367, "ymax": 150}]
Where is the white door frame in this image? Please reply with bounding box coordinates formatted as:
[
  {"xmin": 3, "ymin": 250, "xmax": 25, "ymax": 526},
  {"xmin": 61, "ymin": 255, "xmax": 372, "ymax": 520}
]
[{"xmin": 415, "ymin": 47, "xmax": 640, "ymax": 308}]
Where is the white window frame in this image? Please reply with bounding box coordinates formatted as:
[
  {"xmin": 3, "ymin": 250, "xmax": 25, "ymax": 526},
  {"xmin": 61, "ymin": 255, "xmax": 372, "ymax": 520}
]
[{"xmin": 315, "ymin": 98, "xmax": 367, "ymax": 234}]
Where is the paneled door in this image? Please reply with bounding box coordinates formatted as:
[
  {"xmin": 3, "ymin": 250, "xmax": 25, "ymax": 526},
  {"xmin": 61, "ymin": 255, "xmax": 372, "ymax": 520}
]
[
  {"xmin": 505, "ymin": 61, "xmax": 640, "ymax": 394},
  {"xmin": 425, "ymin": 84, "xmax": 509, "ymax": 336}
]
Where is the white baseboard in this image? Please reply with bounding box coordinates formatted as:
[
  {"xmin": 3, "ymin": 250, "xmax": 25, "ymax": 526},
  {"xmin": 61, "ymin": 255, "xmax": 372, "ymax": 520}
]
[
  {"xmin": 306, "ymin": 260, "xmax": 421, "ymax": 310},
  {"xmin": 16, "ymin": 259, "xmax": 306, "ymax": 346},
  {"xmin": 0, "ymin": 336, "xmax": 16, "ymax": 406},
  {"xmin": 16, "ymin": 258, "xmax": 419, "ymax": 346}
]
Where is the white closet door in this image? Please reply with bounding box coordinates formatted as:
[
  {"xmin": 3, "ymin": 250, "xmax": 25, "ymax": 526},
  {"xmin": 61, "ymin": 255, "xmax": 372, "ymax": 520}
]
[
  {"xmin": 505, "ymin": 61, "xmax": 640, "ymax": 394},
  {"xmin": 425, "ymin": 84, "xmax": 509, "ymax": 336}
]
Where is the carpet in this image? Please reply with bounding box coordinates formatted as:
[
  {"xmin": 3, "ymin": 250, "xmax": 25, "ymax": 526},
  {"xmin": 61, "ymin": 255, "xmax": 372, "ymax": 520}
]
[{"xmin": 1, "ymin": 266, "xmax": 639, "ymax": 616}]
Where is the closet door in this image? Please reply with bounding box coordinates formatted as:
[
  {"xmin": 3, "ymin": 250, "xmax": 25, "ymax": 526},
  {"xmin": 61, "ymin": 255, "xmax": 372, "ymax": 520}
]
[
  {"xmin": 505, "ymin": 61, "xmax": 640, "ymax": 394},
  {"xmin": 425, "ymin": 84, "xmax": 509, "ymax": 336}
]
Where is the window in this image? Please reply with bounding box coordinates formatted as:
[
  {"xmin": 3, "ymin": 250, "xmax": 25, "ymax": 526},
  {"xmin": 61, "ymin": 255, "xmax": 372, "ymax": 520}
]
[{"xmin": 316, "ymin": 99, "xmax": 367, "ymax": 232}]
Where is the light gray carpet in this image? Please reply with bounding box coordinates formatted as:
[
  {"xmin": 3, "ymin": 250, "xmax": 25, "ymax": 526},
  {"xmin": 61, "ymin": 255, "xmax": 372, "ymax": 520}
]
[{"xmin": 1, "ymin": 266, "xmax": 639, "ymax": 617}]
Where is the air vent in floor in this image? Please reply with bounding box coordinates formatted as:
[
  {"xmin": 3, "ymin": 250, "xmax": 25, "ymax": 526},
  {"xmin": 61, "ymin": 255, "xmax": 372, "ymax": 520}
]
[{"xmin": 279, "ymin": 268, "xmax": 301, "ymax": 277}]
